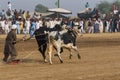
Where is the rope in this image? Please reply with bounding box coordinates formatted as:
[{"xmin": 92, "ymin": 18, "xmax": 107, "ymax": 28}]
[
  {"xmin": 21, "ymin": 51, "xmax": 34, "ymax": 60},
  {"xmin": 35, "ymin": 33, "xmax": 48, "ymax": 37},
  {"xmin": 20, "ymin": 40, "xmax": 48, "ymax": 62},
  {"xmin": 38, "ymin": 42, "xmax": 48, "ymax": 48}
]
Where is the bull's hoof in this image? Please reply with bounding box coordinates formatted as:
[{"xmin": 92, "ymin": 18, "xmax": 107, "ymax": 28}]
[
  {"xmin": 44, "ymin": 59, "xmax": 48, "ymax": 63},
  {"xmin": 78, "ymin": 54, "xmax": 81, "ymax": 59},
  {"xmin": 60, "ymin": 60, "xmax": 63, "ymax": 63},
  {"xmin": 50, "ymin": 62, "xmax": 52, "ymax": 65}
]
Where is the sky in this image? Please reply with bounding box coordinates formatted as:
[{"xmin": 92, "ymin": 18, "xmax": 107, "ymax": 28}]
[{"xmin": 0, "ymin": 0, "xmax": 115, "ymax": 16}]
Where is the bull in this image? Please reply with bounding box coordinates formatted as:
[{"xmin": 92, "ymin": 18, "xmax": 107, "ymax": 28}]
[
  {"xmin": 25, "ymin": 24, "xmax": 81, "ymax": 64},
  {"xmin": 46, "ymin": 26, "xmax": 81, "ymax": 64}
]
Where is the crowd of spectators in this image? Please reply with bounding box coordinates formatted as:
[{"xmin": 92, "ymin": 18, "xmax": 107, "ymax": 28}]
[{"xmin": 0, "ymin": 2, "xmax": 120, "ymax": 36}]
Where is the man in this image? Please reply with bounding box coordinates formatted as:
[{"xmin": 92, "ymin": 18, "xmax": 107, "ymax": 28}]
[
  {"xmin": 29, "ymin": 19, "xmax": 37, "ymax": 37},
  {"xmin": 3, "ymin": 24, "xmax": 19, "ymax": 63},
  {"xmin": 7, "ymin": 1, "xmax": 12, "ymax": 11},
  {"xmin": 85, "ymin": 2, "xmax": 90, "ymax": 11}
]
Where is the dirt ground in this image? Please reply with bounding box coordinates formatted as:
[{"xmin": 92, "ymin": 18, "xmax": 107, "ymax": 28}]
[{"xmin": 0, "ymin": 33, "xmax": 120, "ymax": 80}]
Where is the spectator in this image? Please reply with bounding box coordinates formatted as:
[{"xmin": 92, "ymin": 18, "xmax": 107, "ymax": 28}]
[
  {"xmin": 1, "ymin": 9, "xmax": 6, "ymax": 19},
  {"xmin": 4, "ymin": 20, "xmax": 10, "ymax": 34},
  {"xmin": 19, "ymin": 18, "xmax": 24, "ymax": 34},
  {"xmin": 94, "ymin": 19, "xmax": 99, "ymax": 33},
  {"xmin": 88, "ymin": 18, "xmax": 94, "ymax": 33},
  {"xmin": 39, "ymin": 18, "xmax": 43, "ymax": 27},
  {"xmin": 7, "ymin": 1, "xmax": 12, "ymax": 11},
  {"xmin": 98, "ymin": 19, "xmax": 103, "ymax": 33},
  {"xmin": 29, "ymin": 19, "xmax": 37, "ymax": 37},
  {"xmin": 16, "ymin": 18, "xmax": 20, "ymax": 34},
  {"xmin": 85, "ymin": 2, "xmax": 90, "ymax": 11},
  {"xmin": 25, "ymin": 18, "xmax": 31, "ymax": 34},
  {"xmin": 79, "ymin": 19, "xmax": 85, "ymax": 33}
]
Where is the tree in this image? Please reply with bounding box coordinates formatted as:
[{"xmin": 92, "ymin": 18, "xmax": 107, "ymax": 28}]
[
  {"xmin": 96, "ymin": 0, "xmax": 120, "ymax": 14},
  {"xmin": 114, "ymin": 0, "xmax": 120, "ymax": 10},
  {"xmin": 96, "ymin": 1, "xmax": 111, "ymax": 14},
  {"xmin": 35, "ymin": 4, "xmax": 48, "ymax": 13}
]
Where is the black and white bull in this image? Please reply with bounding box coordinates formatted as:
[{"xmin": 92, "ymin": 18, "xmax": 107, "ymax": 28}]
[
  {"xmin": 61, "ymin": 28, "xmax": 81, "ymax": 59},
  {"xmin": 28, "ymin": 24, "xmax": 81, "ymax": 64},
  {"xmin": 33, "ymin": 24, "xmax": 62, "ymax": 62},
  {"xmin": 47, "ymin": 27, "xmax": 81, "ymax": 64}
]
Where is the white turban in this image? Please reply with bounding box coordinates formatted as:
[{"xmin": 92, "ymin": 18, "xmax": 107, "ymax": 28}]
[{"xmin": 11, "ymin": 24, "xmax": 17, "ymax": 29}]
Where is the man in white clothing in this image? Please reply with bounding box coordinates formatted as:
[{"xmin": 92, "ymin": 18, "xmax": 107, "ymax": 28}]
[
  {"xmin": 49, "ymin": 18, "xmax": 55, "ymax": 28},
  {"xmin": 8, "ymin": 1, "xmax": 12, "ymax": 11},
  {"xmin": 25, "ymin": 18, "xmax": 30, "ymax": 34}
]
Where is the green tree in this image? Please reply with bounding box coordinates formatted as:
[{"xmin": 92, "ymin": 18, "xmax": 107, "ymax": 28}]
[
  {"xmin": 35, "ymin": 4, "xmax": 48, "ymax": 13},
  {"xmin": 114, "ymin": 0, "xmax": 120, "ymax": 10},
  {"xmin": 97, "ymin": 1, "xmax": 111, "ymax": 14}
]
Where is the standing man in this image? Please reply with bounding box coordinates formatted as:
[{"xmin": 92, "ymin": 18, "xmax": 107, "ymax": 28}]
[
  {"xmin": 7, "ymin": 1, "xmax": 12, "ymax": 11},
  {"xmin": 29, "ymin": 19, "xmax": 37, "ymax": 37},
  {"xmin": 85, "ymin": 2, "xmax": 90, "ymax": 11},
  {"xmin": 3, "ymin": 24, "xmax": 18, "ymax": 63},
  {"xmin": 88, "ymin": 18, "xmax": 94, "ymax": 33}
]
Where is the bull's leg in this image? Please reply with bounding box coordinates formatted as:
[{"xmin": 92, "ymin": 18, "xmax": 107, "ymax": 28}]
[
  {"xmin": 56, "ymin": 47, "xmax": 63, "ymax": 63},
  {"xmin": 39, "ymin": 44, "xmax": 47, "ymax": 62},
  {"xmin": 60, "ymin": 47, "xmax": 63, "ymax": 54},
  {"xmin": 54, "ymin": 47, "xmax": 63, "ymax": 56},
  {"xmin": 42, "ymin": 44, "xmax": 47, "ymax": 62},
  {"xmin": 68, "ymin": 49, "xmax": 72, "ymax": 59},
  {"xmin": 48, "ymin": 51, "xmax": 52, "ymax": 64},
  {"xmin": 48, "ymin": 44, "xmax": 53, "ymax": 64},
  {"xmin": 72, "ymin": 46, "xmax": 81, "ymax": 59}
]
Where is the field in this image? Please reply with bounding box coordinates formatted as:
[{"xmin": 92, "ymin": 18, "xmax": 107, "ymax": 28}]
[{"xmin": 0, "ymin": 33, "xmax": 120, "ymax": 80}]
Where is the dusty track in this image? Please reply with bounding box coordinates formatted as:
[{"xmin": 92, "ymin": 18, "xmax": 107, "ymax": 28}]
[{"xmin": 0, "ymin": 33, "xmax": 120, "ymax": 80}]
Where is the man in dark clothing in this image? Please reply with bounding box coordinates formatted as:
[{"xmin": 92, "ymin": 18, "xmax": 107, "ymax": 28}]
[{"xmin": 3, "ymin": 24, "xmax": 18, "ymax": 63}]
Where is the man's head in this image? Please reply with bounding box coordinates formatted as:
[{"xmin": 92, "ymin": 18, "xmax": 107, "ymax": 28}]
[
  {"xmin": 8, "ymin": 1, "xmax": 10, "ymax": 4},
  {"xmin": 11, "ymin": 24, "xmax": 17, "ymax": 30}
]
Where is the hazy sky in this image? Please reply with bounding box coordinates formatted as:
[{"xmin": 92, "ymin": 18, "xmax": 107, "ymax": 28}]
[{"xmin": 0, "ymin": 0, "xmax": 114, "ymax": 16}]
